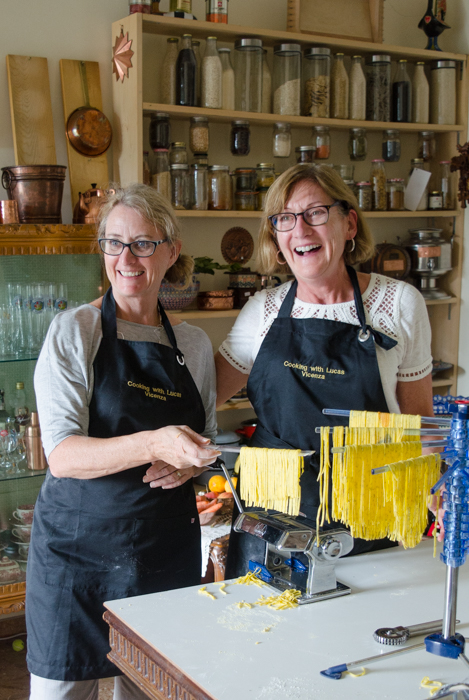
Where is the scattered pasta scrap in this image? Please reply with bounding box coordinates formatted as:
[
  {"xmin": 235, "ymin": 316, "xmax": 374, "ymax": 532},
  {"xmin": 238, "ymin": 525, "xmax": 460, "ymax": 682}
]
[
  {"xmin": 262, "ymin": 626, "xmax": 272, "ymax": 633},
  {"xmin": 198, "ymin": 586, "xmax": 216, "ymax": 600},
  {"xmin": 234, "ymin": 446, "xmax": 304, "ymax": 516},
  {"xmin": 420, "ymin": 676, "xmax": 444, "ymax": 695},
  {"xmin": 345, "ymin": 668, "xmax": 366, "ymax": 678},
  {"xmin": 217, "ymin": 583, "xmax": 228, "ymax": 595},
  {"xmin": 236, "ymin": 600, "xmax": 253, "ymax": 609},
  {"xmin": 234, "ymin": 570, "xmax": 266, "ymax": 587},
  {"xmin": 255, "ymin": 589, "xmax": 302, "ymax": 609}
]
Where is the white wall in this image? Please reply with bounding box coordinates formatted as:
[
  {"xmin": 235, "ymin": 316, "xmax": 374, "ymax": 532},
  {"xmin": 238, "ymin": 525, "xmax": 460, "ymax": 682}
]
[{"xmin": 0, "ymin": 0, "xmax": 468, "ymax": 393}]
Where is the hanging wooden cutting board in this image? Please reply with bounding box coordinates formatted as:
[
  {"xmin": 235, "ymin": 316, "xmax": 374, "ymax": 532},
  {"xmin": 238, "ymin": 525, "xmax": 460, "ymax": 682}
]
[
  {"xmin": 59, "ymin": 59, "xmax": 109, "ymax": 211},
  {"xmin": 6, "ymin": 55, "xmax": 57, "ymax": 165}
]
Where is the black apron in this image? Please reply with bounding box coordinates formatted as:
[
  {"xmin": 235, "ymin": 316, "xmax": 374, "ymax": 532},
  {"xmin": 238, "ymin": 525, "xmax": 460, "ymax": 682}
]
[
  {"xmin": 26, "ymin": 288, "xmax": 206, "ymax": 681},
  {"xmin": 226, "ymin": 267, "xmax": 398, "ymax": 578}
]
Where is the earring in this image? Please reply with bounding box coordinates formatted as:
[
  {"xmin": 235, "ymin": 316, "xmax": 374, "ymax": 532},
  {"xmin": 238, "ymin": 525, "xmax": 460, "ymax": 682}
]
[
  {"xmin": 348, "ymin": 238, "xmax": 356, "ymax": 253},
  {"xmin": 276, "ymin": 249, "xmax": 287, "ymax": 265}
]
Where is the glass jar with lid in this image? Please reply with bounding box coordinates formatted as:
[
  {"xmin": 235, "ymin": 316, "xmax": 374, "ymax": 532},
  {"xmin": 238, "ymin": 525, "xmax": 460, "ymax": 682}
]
[
  {"xmin": 272, "ymin": 123, "xmax": 291, "ymax": 158},
  {"xmin": 331, "ymin": 53, "xmax": 349, "ymax": 119},
  {"xmin": 191, "ymin": 39, "xmax": 201, "ymax": 106},
  {"xmin": 201, "ymin": 36, "xmax": 222, "ymax": 109},
  {"xmin": 234, "ymin": 168, "xmax": 257, "ymax": 191},
  {"xmin": 256, "ymin": 164, "xmax": 275, "ymax": 189},
  {"xmin": 189, "ymin": 117, "xmax": 209, "ymax": 154},
  {"xmin": 190, "ymin": 164, "xmax": 208, "ymax": 210},
  {"xmin": 387, "ymin": 178, "xmax": 405, "ymax": 211},
  {"xmin": 176, "ymin": 34, "xmax": 196, "ymax": 107},
  {"xmin": 219, "ymin": 48, "xmax": 235, "ymax": 110},
  {"xmin": 235, "ymin": 191, "xmax": 257, "ymax": 211},
  {"xmin": 356, "ymin": 182, "xmax": 371, "ymax": 211},
  {"xmin": 409, "ymin": 158, "xmax": 430, "ymax": 211},
  {"xmin": 272, "ymin": 43, "xmax": 302, "ymax": 116},
  {"xmin": 262, "ymin": 49, "xmax": 272, "ymax": 113},
  {"xmin": 295, "ymin": 146, "xmax": 316, "ymax": 164},
  {"xmin": 370, "ymin": 159, "xmax": 387, "ymax": 211},
  {"xmin": 430, "ymin": 60, "xmax": 456, "ymax": 125},
  {"xmin": 303, "ymin": 47, "xmax": 330, "ymax": 117},
  {"xmin": 170, "ymin": 142, "xmax": 188, "ymax": 164},
  {"xmin": 366, "ymin": 54, "xmax": 391, "ymax": 122},
  {"xmin": 257, "ymin": 188, "xmax": 269, "ymax": 211},
  {"xmin": 312, "ymin": 126, "xmax": 330, "ymax": 159},
  {"xmin": 348, "ymin": 128, "xmax": 367, "ymax": 161},
  {"xmin": 428, "ymin": 190, "xmax": 443, "ymax": 210},
  {"xmin": 161, "ymin": 38, "xmax": 179, "ymax": 105},
  {"xmin": 231, "ymin": 120, "xmax": 250, "ymax": 156},
  {"xmin": 382, "ymin": 129, "xmax": 400, "ymax": 162},
  {"xmin": 151, "ymin": 150, "xmax": 171, "ymax": 200},
  {"xmin": 170, "ymin": 164, "xmax": 190, "ymax": 210},
  {"xmin": 208, "ymin": 165, "xmax": 232, "ymax": 210},
  {"xmin": 149, "ymin": 112, "xmax": 170, "ymax": 150},
  {"xmin": 412, "ymin": 61, "xmax": 429, "ymax": 123},
  {"xmin": 193, "ymin": 153, "xmax": 209, "ymax": 166},
  {"xmin": 417, "ymin": 131, "xmax": 436, "ymax": 162},
  {"xmin": 349, "ymin": 55, "xmax": 366, "ymax": 121},
  {"xmin": 234, "ymin": 37, "xmax": 263, "ymax": 113},
  {"xmin": 391, "ymin": 59, "xmax": 412, "ymax": 123}
]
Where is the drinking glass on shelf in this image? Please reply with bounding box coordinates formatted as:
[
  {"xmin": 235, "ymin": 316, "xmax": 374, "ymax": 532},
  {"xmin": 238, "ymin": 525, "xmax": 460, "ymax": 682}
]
[
  {"xmin": 55, "ymin": 283, "xmax": 68, "ymax": 312},
  {"xmin": 0, "ymin": 431, "xmax": 17, "ymax": 472},
  {"xmin": 30, "ymin": 282, "xmax": 46, "ymax": 352},
  {"xmin": 0, "ymin": 305, "xmax": 15, "ymax": 358}
]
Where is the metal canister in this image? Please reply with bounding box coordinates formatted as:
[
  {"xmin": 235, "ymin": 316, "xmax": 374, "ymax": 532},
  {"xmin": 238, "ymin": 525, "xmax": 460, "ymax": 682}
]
[
  {"xmin": 24, "ymin": 412, "xmax": 47, "ymax": 471},
  {"xmin": 206, "ymin": 0, "xmax": 228, "ymax": 22},
  {"xmin": 404, "ymin": 228, "xmax": 452, "ymax": 299}
]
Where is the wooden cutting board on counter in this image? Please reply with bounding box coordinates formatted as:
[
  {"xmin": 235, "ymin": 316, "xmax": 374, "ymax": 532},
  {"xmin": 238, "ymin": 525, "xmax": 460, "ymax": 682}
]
[
  {"xmin": 6, "ymin": 55, "xmax": 57, "ymax": 165},
  {"xmin": 59, "ymin": 59, "xmax": 110, "ymax": 211}
]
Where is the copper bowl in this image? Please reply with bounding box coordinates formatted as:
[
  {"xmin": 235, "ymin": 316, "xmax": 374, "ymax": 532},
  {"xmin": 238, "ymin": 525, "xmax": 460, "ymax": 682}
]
[
  {"xmin": 197, "ymin": 290, "xmax": 234, "ymax": 310},
  {"xmin": 66, "ymin": 107, "xmax": 112, "ymax": 157}
]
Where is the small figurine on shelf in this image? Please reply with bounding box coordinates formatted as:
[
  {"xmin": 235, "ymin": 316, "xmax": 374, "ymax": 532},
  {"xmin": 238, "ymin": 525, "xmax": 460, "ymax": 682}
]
[
  {"xmin": 418, "ymin": 0, "xmax": 450, "ymax": 50},
  {"xmin": 450, "ymin": 142, "xmax": 469, "ymax": 209}
]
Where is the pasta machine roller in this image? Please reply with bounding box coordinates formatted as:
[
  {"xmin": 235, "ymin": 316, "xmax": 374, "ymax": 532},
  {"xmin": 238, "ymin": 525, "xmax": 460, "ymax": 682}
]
[{"xmin": 233, "ymin": 511, "xmax": 353, "ymax": 604}]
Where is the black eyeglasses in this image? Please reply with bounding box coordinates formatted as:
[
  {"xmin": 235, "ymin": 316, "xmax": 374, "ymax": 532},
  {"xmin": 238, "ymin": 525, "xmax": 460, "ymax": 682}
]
[
  {"xmin": 98, "ymin": 238, "xmax": 167, "ymax": 257},
  {"xmin": 269, "ymin": 202, "xmax": 341, "ymax": 233}
]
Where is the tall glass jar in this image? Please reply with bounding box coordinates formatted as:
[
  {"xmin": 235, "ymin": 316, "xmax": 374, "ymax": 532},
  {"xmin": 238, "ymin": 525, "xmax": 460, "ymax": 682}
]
[
  {"xmin": 418, "ymin": 131, "xmax": 436, "ymax": 162},
  {"xmin": 312, "ymin": 125, "xmax": 330, "ymax": 159},
  {"xmin": 348, "ymin": 128, "xmax": 367, "ymax": 161},
  {"xmin": 234, "ymin": 38, "xmax": 263, "ymax": 113},
  {"xmin": 430, "ymin": 60, "xmax": 457, "ymax": 125},
  {"xmin": 382, "ymin": 129, "xmax": 400, "ymax": 162},
  {"xmin": 295, "ymin": 146, "xmax": 316, "ymax": 164},
  {"xmin": 409, "ymin": 158, "xmax": 430, "ymax": 210},
  {"xmin": 366, "ymin": 54, "xmax": 391, "ymax": 122},
  {"xmin": 256, "ymin": 163, "xmax": 275, "ymax": 188},
  {"xmin": 387, "ymin": 178, "xmax": 405, "ymax": 210},
  {"xmin": 392, "ymin": 59, "xmax": 412, "ymax": 123},
  {"xmin": 208, "ymin": 165, "xmax": 232, "ymax": 210},
  {"xmin": 201, "ymin": 36, "xmax": 222, "ymax": 109},
  {"xmin": 190, "ymin": 164, "xmax": 208, "ymax": 210},
  {"xmin": 219, "ymin": 48, "xmax": 235, "ymax": 110},
  {"xmin": 234, "ymin": 168, "xmax": 257, "ymax": 191},
  {"xmin": 262, "ymin": 50, "xmax": 272, "ymax": 113},
  {"xmin": 170, "ymin": 142, "xmax": 188, "ymax": 164},
  {"xmin": 191, "ymin": 39, "xmax": 201, "ymax": 106},
  {"xmin": 272, "ymin": 43, "xmax": 301, "ymax": 116},
  {"xmin": 176, "ymin": 34, "xmax": 196, "ymax": 107},
  {"xmin": 190, "ymin": 117, "xmax": 209, "ymax": 154},
  {"xmin": 151, "ymin": 150, "xmax": 171, "ymax": 200},
  {"xmin": 272, "ymin": 122, "xmax": 291, "ymax": 158},
  {"xmin": 231, "ymin": 120, "xmax": 250, "ymax": 156},
  {"xmin": 149, "ymin": 112, "xmax": 170, "ymax": 150},
  {"xmin": 161, "ymin": 37, "xmax": 179, "ymax": 105},
  {"xmin": 170, "ymin": 164, "xmax": 190, "ymax": 210},
  {"xmin": 303, "ymin": 47, "xmax": 330, "ymax": 117},
  {"xmin": 370, "ymin": 159, "xmax": 387, "ymax": 211},
  {"xmin": 412, "ymin": 61, "xmax": 429, "ymax": 124},
  {"xmin": 331, "ymin": 53, "xmax": 349, "ymax": 120},
  {"xmin": 439, "ymin": 160, "xmax": 454, "ymax": 210},
  {"xmin": 349, "ymin": 55, "xmax": 366, "ymax": 121}
]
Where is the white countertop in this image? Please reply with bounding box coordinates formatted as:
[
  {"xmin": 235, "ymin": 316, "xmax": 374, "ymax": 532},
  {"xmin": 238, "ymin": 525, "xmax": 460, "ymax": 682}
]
[{"xmin": 104, "ymin": 539, "xmax": 469, "ymax": 700}]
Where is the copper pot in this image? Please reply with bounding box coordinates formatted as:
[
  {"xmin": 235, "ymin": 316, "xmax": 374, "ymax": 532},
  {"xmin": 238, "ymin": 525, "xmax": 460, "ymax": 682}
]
[
  {"xmin": 66, "ymin": 62, "xmax": 112, "ymax": 157},
  {"xmin": 1, "ymin": 165, "xmax": 67, "ymax": 224},
  {"xmin": 73, "ymin": 184, "xmax": 115, "ymax": 224}
]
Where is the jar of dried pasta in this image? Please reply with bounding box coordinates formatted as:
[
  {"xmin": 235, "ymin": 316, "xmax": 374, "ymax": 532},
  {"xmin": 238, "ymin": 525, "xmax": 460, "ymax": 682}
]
[{"xmin": 370, "ymin": 159, "xmax": 387, "ymax": 211}]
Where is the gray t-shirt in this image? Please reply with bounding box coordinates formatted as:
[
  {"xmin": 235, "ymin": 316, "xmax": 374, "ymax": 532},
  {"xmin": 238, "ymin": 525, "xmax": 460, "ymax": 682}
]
[{"xmin": 34, "ymin": 304, "xmax": 217, "ymax": 459}]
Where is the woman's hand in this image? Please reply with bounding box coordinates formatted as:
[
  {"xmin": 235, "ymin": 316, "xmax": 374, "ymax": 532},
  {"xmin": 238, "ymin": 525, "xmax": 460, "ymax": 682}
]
[
  {"xmin": 147, "ymin": 425, "xmax": 220, "ymax": 470},
  {"xmin": 143, "ymin": 460, "xmax": 208, "ymax": 489}
]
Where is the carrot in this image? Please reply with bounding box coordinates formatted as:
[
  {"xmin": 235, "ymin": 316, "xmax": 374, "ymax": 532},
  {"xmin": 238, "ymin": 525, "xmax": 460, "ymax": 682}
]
[
  {"xmin": 197, "ymin": 500, "xmax": 210, "ymax": 513},
  {"xmin": 196, "ymin": 495, "xmax": 206, "ymax": 502},
  {"xmin": 202, "ymin": 502, "xmax": 223, "ymax": 514},
  {"xmin": 205, "ymin": 491, "xmax": 219, "ymax": 500}
]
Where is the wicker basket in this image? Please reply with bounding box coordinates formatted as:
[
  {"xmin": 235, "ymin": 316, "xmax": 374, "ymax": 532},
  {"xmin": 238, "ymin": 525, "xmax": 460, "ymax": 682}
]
[{"xmin": 158, "ymin": 276, "xmax": 200, "ymax": 311}]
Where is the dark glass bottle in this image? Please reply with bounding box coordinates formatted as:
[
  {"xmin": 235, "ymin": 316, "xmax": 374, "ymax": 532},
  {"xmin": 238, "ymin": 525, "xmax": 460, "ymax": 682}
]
[
  {"xmin": 176, "ymin": 34, "xmax": 196, "ymax": 107},
  {"xmin": 392, "ymin": 59, "xmax": 411, "ymax": 123}
]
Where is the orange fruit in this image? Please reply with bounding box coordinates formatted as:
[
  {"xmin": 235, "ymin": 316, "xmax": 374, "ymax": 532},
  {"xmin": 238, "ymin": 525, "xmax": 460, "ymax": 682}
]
[
  {"xmin": 224, "ymin": 476, "xmax": 238, "ymax": 493},
  {"xmin": 208, "ymin": 475, "xmax": 226, "ymax": 493}
]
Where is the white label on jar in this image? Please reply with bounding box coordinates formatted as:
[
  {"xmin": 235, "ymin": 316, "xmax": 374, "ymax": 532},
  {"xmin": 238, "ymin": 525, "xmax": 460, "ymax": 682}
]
[{"xmin": 429, "ymin": 194, "xmax": 443, "ymax": 209}]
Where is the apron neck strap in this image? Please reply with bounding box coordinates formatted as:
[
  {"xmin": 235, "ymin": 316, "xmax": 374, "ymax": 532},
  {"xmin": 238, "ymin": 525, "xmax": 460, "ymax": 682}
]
[
  {"xmin": 277, "ymin": 266, "xmax": 366, "ymax": 330},
  {"xmin": 101, "ymin": 287, "xmax": 186, "ymax": 365}
]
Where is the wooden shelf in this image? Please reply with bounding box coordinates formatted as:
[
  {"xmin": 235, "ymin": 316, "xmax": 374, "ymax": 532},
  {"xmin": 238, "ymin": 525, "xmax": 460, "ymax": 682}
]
[
  {"xmin": 0, "ymin": 224, "xmax": 97, "ymax": 256},
  {"xmin": 175, "ymin": 210, "xmax": 460, "ymax": 219},
  {"xmin": 425, "ymin": 296, "xmax": 458, "ymax": 306},
  {"xmin": 217, "ymin": 400, "xmax": 252, "ymax": 412},
  {"xmin": 143, "ymin": 102, "xmax": 464, "ymax": 133},
  {"xmin": 139, "ymin": 14, "xmax": 466, "ymax": 62},
  {"xmin": 176, "ymin": 309, "xmax": 240, "ymax": 320},
  {"xmin": 432, "ymin": 377, "xmax": 455, "ymax": 388}
]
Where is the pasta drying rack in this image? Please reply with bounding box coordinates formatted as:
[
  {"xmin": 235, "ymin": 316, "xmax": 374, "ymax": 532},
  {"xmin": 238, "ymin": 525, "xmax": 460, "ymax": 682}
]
[{"xmin": 320, "ymin": 403, "xmax": 469, "ymax": 683}]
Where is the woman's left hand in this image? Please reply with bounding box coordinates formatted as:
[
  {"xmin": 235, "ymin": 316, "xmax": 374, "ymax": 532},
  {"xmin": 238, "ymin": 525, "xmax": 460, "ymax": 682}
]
[{"xmin": 143, "ymin": 460, "xmax": 206, "ymax": 489}]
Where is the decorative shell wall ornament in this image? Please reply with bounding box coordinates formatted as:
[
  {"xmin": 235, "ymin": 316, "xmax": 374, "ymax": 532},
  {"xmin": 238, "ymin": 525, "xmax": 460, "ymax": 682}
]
[{"xmin": 112, "ymin": 29, "xmax": 134, "ymax": 83}]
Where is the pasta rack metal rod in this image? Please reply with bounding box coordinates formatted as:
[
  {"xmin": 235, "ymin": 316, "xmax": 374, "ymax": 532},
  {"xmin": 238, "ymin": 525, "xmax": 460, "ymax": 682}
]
[
  {"xmin": 331, "ymin": 441, "xmax": 447, "ymax": 456},
  {"xmin": 314, "ymin": 426, "xmax": 450, "ymax": 436},
  {"xmin": 322, "ymin": 408, "xmax": 452, "ymax": 425},
  {"xmin": 205, "ymin": 445, "xmax": 315, "ymax": 456}
]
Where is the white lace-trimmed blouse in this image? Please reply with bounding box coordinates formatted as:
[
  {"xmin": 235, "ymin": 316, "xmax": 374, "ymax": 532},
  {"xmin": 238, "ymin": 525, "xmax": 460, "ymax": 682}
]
[{"xmin": 219, "ymin": 273, "xmax": 432, "ymax": 415}]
